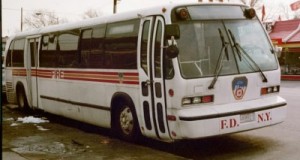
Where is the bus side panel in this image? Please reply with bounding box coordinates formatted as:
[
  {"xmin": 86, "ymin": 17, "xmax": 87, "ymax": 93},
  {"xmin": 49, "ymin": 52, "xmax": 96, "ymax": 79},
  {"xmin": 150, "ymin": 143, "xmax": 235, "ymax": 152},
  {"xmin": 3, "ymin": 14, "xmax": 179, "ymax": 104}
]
[
  {"xmin": 38, "ymin": 75, "xmax": 110, "ymax": 127},
  {"xmin": 37, "ymin": 69, "xmax": 140, "ymax": 128}
]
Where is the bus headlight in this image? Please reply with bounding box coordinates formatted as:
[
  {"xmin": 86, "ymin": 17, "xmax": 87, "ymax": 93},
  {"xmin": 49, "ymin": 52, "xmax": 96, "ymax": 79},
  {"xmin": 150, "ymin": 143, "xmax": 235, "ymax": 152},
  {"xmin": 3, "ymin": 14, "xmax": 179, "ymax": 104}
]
[{"xmin": 182, "ymin": 95, "xmax": 214, "ymax": 106}]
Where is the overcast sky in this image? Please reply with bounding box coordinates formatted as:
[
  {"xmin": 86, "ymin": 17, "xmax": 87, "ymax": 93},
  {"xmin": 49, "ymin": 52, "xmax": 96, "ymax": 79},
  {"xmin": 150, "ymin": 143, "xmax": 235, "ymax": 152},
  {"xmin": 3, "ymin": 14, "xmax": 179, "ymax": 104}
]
[{"xmin": 2, "ymin": 0, "xmax": 298, "ymax": 36}]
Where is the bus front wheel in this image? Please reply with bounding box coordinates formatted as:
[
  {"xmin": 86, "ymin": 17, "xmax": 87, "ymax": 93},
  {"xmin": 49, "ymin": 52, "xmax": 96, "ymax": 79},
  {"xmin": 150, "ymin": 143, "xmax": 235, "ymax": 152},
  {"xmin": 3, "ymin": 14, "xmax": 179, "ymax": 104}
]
[{"xmin": 113, "ymin": 100, "xmax": 140, "ymax": 142}]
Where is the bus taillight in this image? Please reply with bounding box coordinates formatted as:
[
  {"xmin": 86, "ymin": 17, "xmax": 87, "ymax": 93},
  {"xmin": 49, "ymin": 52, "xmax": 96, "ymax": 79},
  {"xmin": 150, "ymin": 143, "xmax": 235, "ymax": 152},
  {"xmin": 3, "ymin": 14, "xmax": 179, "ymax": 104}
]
[
  {"xmin": 261, "ymin": 86, "xmax": 280, "ymax": 95},
  {"xmin": 202, "ymin": 95, "xmax": 214, "ymax": 103}
]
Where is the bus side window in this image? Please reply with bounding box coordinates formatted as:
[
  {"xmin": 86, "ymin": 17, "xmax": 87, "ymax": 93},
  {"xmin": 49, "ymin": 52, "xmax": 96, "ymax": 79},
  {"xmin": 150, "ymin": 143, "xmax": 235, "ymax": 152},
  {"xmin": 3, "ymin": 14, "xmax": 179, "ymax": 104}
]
[
  {"xmin": 80, "ymin": 26, "xmax": 105, "ymax": 69},
  {"xmin": 80, "ymin": 29, "xmax": 92, "ymax": 68},
  {"xmin": 11, "ymin": 39, "xmax": 25, "ymax": 67},
  {"xmin": 58, "ymin": 30, "xmax": 80, "ymax": 68},
  {"xmin": 40, "ymin": 34, "xmax": 58, "ymax": 67},
  {"xmin": 90, "ymin": 26, "xmax": 105, "ymax": 68},
  {"xmin": 105, "ymin": 19, "xmax": 140, "ymax": 69}
]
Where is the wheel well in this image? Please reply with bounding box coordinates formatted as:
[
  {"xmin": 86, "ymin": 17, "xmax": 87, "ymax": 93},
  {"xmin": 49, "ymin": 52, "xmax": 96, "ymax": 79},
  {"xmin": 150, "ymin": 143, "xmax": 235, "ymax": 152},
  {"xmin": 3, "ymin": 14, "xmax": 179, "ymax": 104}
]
[
  {"xmin": 110, "ymin": 93, "xmax": 135, "ymax": 127},
  {"xmin": 16, "ymin": 82, "xmax": 25, "ymax": 94},
  {"xmin": 16, "ymin": 82, "xmax": 28, "ymax": 102}
]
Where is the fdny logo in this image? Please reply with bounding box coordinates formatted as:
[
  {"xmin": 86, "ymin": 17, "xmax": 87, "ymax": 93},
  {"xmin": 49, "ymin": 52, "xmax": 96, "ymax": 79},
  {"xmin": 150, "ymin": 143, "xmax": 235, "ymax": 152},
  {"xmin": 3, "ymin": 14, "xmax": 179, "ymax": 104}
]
[{"xmin": 232, "ymin": 77, "xmax": 248, "ymax": 100}]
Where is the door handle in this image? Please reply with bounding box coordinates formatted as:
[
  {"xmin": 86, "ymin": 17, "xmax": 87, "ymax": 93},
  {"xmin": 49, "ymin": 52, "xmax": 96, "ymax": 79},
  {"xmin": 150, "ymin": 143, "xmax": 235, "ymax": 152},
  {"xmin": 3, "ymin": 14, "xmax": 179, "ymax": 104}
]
[{"xmin": 144, "ymin": 80, "xmax": 152, "ymax": 87}]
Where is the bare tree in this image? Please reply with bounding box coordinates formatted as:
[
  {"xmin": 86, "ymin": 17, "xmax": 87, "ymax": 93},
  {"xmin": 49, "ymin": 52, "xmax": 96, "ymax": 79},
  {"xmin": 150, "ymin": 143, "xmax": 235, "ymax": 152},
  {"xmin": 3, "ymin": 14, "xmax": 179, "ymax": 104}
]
[
  {"xmin": 294, "ymin": 10, "xmax": 300, "ymax": 19},
  {"xmin": 23, "ymin": 9, "xmax": 60, "ymax": 30},
  {"xmin": 82, "ymin": 9, "xmax": 102, "ymax": 19},
  {"xmin": 279, "ymin": 5, "xmax": 291, "ymax": 20},
  {"xmin": 264, "ymin": 2, "xmax": 298, "ymax": 21}
]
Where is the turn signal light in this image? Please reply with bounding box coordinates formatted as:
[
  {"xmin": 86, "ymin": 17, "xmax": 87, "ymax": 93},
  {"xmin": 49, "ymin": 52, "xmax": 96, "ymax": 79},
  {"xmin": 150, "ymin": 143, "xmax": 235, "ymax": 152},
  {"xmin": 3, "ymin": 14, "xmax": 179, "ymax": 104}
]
[
  {"xmin": 244, "ymin": 8, "xmax": 256, "ymax": 19},
  {"xmin": 176, "ymin": 8, "xmax": 189, "ymax": 20}
]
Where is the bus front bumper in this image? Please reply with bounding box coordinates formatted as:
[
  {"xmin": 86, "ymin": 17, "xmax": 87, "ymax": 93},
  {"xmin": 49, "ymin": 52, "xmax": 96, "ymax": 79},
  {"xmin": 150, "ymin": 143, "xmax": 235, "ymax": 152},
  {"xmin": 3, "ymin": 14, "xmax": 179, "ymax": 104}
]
[{"xmin": 173, "ymin": 96, "xmax": 287, "ymax": 139}]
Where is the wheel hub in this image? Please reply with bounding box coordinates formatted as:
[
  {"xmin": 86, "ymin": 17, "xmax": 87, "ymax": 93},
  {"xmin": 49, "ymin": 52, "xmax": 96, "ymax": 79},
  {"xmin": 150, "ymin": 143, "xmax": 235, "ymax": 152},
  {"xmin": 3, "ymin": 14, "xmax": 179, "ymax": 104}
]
[{"xmin": 120, "ymin": 107, "xmax": 134, "ymax": 135}]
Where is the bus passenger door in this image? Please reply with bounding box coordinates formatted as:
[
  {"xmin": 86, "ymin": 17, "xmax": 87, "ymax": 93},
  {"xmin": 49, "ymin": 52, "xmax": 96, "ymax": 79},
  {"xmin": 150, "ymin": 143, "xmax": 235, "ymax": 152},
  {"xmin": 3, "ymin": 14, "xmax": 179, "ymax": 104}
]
[
  {"xmin": 25, "ymin": 37, "xmax": 40, "ymax": 108},
  {"xmin": 138, "ymin": 16, "xmax": 171, "ymax": 141}
]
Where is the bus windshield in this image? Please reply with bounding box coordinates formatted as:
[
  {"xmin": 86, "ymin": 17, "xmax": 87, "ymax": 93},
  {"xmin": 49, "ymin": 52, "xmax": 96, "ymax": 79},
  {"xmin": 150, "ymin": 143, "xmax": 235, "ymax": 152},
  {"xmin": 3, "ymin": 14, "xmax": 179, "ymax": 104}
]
[{"xmin": 176, "ymin": 9, "xmax": 277, "ymax": 79}]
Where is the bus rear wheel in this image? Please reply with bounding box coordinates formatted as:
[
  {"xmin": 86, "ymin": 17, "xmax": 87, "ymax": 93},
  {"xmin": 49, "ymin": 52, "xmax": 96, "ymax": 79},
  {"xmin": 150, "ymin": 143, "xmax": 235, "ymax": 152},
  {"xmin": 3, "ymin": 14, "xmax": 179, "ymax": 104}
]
[
  {"xmin": 16, "ymin": 86, "xmax": 29, "ymax": 111},
  {"xmin": 114, "ymin": 101, "xmax": 140, "ymax": 142}
]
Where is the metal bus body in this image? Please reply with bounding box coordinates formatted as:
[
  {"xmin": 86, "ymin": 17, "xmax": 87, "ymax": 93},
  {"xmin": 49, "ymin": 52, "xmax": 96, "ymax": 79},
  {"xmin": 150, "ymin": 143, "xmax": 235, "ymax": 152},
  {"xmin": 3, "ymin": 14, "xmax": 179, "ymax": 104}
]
[{"xmin": 4, "ymin": 1, "xmax": 287, "ymax": 142}]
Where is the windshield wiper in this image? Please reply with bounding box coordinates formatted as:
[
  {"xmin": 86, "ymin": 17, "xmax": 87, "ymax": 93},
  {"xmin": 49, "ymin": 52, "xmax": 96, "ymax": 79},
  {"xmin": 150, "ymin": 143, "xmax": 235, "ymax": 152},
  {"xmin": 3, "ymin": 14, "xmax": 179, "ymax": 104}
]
[
  {"xmin": 208, "ymin": 29, "xmax": 229, "ymax": 89},
  {"xmin": 228, "ymin": 29, "xmax": 268, "ymax": 83}
]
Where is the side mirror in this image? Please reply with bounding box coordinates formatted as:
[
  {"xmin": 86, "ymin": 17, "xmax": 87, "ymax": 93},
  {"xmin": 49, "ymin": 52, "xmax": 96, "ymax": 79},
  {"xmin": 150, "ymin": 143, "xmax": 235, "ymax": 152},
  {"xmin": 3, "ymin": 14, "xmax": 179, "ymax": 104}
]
[
  {"xmin": 165, "ymin": 36, "xmax": 179, "ymax": 59},
  {"xmin": 165, "ymin": 24, "xmax": 180, "ymax": 59},
  {"xmin": 165, "ymin": 24, "xmax": 180, "ymax": 39}
]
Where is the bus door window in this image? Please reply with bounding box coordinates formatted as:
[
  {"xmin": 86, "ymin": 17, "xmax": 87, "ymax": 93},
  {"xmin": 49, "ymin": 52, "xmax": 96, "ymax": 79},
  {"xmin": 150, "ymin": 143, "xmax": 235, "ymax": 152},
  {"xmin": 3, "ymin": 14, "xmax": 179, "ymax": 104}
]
[
  {"xmin": 141, "ymin": 20, "xmax": 150, "ymax": 96},
  {"xmin": 153, "ymin": 20, "xmax": 163, "ymax": 97},
  {"xmin": 6, "ymin": 41, "xmax": 14, "ymax": 67},
  {"xmin": 29, "ymin": 39, "xmax": 38, "ymax": 67},
  {"xmin": 154, "ymin": 21, "xmax": 162, "ymax": 78}
]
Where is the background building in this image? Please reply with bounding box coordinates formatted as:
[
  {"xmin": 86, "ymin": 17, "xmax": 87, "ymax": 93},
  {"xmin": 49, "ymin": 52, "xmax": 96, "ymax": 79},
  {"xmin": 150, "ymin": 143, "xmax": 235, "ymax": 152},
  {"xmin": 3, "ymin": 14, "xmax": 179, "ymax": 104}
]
[{"xmin": 269, "ymin": 19, "xmax": 300, "ymax": 80}]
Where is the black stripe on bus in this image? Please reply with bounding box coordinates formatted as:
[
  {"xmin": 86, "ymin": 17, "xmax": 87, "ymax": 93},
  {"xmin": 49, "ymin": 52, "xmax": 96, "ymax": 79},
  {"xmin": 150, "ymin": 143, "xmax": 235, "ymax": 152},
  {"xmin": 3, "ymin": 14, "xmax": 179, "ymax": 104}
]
[
  {"xmin": 40, "ymin": 95, "xmax": 111, "ymax": 111},
  {"xmin": 179, "ymin": 102, "xmax": 287, "ymax": 121}
]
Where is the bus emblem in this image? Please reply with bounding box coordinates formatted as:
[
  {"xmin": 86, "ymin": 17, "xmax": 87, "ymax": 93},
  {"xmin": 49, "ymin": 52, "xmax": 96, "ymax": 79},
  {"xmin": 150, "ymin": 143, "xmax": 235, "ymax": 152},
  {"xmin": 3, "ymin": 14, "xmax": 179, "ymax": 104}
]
[{"xmin": 232, "ymin": 77, "xmax": 248, "ymax": 100}]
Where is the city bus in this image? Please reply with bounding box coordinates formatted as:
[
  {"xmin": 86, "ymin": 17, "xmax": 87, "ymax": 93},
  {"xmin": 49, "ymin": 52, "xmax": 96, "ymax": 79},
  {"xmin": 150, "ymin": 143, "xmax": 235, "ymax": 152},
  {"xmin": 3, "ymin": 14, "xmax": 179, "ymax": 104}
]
[{"xmin": 4, "ymin": 1, "xmax": 287, "ymax": 142}]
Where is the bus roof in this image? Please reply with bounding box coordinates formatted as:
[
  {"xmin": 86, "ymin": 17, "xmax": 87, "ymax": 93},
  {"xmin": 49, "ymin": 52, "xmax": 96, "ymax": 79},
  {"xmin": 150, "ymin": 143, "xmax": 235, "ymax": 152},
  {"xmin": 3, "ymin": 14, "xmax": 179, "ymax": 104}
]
[{"xmin": 10, "ymin": 1, "xmax": 244, "ymax": 39}]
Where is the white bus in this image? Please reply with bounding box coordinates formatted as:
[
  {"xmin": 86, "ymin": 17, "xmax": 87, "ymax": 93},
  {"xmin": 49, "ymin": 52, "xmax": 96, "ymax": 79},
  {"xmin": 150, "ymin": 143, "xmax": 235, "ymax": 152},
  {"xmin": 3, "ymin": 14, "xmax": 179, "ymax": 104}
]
[{"xmin": 4, "ymin": 1, "xmax": 287, "ymax": 142}]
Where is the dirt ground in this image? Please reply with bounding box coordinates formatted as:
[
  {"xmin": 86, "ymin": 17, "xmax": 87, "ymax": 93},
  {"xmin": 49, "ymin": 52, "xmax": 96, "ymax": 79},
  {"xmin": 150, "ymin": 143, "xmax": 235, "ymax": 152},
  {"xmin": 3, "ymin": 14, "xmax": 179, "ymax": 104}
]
[{"xmin": 2, "ymin": 104, "xmax": 185, "ymax": 160}]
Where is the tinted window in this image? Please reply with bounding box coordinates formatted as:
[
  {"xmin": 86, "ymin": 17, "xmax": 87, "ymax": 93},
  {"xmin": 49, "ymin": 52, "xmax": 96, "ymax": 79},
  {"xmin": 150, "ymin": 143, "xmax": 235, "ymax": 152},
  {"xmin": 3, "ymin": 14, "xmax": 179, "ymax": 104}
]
[
  {"xmin": 58, "ymin": 30, "xmax": 79, "ymax": 67},
  {"xmin": 140, "ymin": 21, "xmax": 150, "ymax": 75},
  {"xmin": 40, "ymin": 34, "xmax": 58, "ymax": 67},
  {"xmin": 5, "ymin": 41, "xmax": 14, "ymax": 67},
  {"xmin": 105, "ymin": 19, "xmax": 140, "ymax": 69},
  {"xmin": 80, "ymin": 26, "xmax": 106, "ymax": 68},
  {"xmin": 11, "ymin": 39, "xmax": 25, "ymax": 67},
  {"xmin": 154, "ymin": 21, "xmax": 162, "ymax": 78},
  {"xmin": 29, "ymin": 39, "xmax": 39, "ymax": 67},
  {"xmin": 80, "ymin": 29, "xmax": 92, "ymax": 67}
]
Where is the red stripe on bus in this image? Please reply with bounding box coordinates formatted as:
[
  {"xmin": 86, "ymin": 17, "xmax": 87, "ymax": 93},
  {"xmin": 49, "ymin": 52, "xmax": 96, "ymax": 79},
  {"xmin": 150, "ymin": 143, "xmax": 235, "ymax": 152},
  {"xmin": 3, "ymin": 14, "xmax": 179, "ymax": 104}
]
[{"xmin": 12, "ymin": 69, "xmax": 139, "ymax": 85}]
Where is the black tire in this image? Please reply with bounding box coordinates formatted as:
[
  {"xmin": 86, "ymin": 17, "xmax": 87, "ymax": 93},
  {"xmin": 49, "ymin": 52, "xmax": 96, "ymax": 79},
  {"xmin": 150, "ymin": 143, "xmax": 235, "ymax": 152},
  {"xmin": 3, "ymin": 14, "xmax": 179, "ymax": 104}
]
[
  {"xmin": 16, "ymin": 86, "xmax": 29, "ymax": 111},
  {"xmin": 113, "ymin": 100, "xmax": 141, "ymax": 142}
]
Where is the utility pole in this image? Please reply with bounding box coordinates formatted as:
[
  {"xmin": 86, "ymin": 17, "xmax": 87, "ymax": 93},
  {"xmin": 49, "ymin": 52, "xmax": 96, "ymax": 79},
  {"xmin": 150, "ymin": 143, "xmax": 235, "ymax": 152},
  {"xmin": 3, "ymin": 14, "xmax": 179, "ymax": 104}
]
[
  {"xmin": 113, "ymin": 0, "xmax": 121, "ymax": 14},
  {"xmin": 113, "ymin": 0, "xmax": 117, "ymax": 14},
  {"xmin": 21, "ymin": 7, "xmax": 23, "ymax": 31}
]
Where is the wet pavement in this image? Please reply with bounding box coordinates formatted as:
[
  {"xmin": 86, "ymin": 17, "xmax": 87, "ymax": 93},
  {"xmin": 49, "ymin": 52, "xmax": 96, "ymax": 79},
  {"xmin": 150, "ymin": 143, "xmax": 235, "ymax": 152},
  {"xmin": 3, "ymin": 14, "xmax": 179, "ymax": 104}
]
[{"xmin": 2, "ymin": 81, "xmax": 300, "ymax": 160}]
